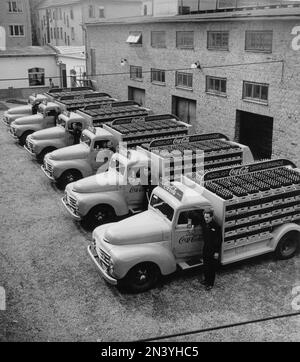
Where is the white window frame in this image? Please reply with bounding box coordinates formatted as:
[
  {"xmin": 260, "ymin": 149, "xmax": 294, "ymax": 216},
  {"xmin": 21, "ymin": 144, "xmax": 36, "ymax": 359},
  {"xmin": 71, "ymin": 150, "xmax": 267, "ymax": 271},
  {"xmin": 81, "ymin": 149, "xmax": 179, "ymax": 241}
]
[
  {"xmin": 9, "ymin": 24, "xmax": 25, "ymax": 37},
  {"xmin": 8, "ymin": 1, "xmax": 23, "ymax": 13}
]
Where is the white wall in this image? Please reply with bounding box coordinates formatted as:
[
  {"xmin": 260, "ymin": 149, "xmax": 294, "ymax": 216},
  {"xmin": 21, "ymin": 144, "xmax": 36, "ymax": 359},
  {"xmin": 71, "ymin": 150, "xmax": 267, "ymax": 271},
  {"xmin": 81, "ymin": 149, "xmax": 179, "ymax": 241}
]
[
  {"xmin": 0, "ymin": 55, "xmax": 59, "ymax": 89},
  {"xmin": 0, "ymin": 26, "xmax": 6, "ymax": 50}
]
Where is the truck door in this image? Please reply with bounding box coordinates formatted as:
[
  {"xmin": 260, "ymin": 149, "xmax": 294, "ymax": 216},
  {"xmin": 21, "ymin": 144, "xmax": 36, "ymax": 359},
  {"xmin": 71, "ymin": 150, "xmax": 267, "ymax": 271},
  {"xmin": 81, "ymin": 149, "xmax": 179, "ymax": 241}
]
[
  {"xmin": 45, "ymin": 109, "xmax": 59, "ymax": 128},
  {"xmin": 173, "ymin": 209, "xmax": 204, "ymax": 258},
  {"xmin": 122, "ymin": 166, "xmax": 146, "ymax": 208},
  {"xmin": 91, "ymin": 139, "xmax": 113, "ymax": 173},
  {"xmin": 66, "ymin": 121, "xmax": 83, "ymax": 146}
]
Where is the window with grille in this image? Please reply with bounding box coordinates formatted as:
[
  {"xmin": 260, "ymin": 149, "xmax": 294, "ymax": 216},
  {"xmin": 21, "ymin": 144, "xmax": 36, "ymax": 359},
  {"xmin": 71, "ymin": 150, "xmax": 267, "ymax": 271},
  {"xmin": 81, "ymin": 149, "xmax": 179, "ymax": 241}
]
[
  {"xmin": 175, "ymin": 71, "xmax": 193, "ymax": 89},
  {"xmin": 207, "ymin": 31, "xmax": 229, "ymax": 50},
  {"xmin": 151, "ymin": 69, "xmax": 166, "ymax": 84},
  {"xmin": 151, "ymin": 31, "xmax": 166, "ymax": 48},
  {"xmin": 176, "ymin": 31, "xmax": 194, "ymax": 49},
  {"xmin": 9, "ymin": 25, "xmax": 24, "ymax": 36},
  {"xmin": 130, "ymin": 66, "xmax": 143, "ymax": 80},
  {"xmin": 8, "ymin": 1, "xmax": 22, "ymax": 12},
  {"xmin": 206, "ymin": 76, "xmax": 227, "ymax": 95},
  {"xmin": 28, "ymin": 68, "xmax": 45, "ymax": 87},
  {"xmin": 245, "ymin": 31, "xmax": 273, "ymax": 52},
  {"xmin": 243, "ymin": 81, "xmax": 269, "ymax": 103}
]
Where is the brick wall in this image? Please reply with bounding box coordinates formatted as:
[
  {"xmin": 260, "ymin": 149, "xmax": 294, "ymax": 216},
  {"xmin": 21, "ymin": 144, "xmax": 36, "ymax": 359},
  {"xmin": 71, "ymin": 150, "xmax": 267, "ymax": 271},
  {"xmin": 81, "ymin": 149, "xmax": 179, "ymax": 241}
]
[{"xmin": 87, "ymin": 18, "xmax": 300, "ymax": 165}]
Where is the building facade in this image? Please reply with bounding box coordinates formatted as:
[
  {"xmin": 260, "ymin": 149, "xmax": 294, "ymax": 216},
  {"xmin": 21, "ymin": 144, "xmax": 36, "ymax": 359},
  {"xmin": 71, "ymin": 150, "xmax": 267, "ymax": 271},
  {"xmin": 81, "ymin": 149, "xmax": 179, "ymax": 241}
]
[
  {"xmin": 0, "ymin": 0, "xmax": 32, "ymax": 49},
  {"xmin": 36, "ymin": 0, "xmax": 142, "ymax": 46},
  {"xmin": 85, "ymin": 4, "xmax": 300, "ymax": 165}
]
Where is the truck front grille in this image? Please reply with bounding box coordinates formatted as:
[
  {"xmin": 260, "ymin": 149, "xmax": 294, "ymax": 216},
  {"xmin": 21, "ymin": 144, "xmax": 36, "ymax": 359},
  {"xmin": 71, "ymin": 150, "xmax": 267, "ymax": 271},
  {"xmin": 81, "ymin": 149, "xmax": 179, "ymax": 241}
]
[
  {"xmin": 11, "ymin": 127, "xmax": 16, "ymax": 136},
  {"xmin": 26, "ymin": 139, "xmax": 34, "ymax": 153},
  {"xmin": 66, "ymin": 193, "xmax": 78, "ymax": 211},
  {"xmin": 98, "ymin": 248, "xmax": 111, "ymax": 268}
]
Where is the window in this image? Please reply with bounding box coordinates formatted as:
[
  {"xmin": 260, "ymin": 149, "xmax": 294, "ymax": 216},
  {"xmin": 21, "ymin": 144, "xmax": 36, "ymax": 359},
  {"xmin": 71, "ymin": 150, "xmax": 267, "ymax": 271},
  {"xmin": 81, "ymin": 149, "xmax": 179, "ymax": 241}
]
[
  {"xmin": 144, "ymin": 5, "xmax": 147, "ymax": 15},
  {"xmin": 70, "ymin": 8, "xmax": 74, "ymax": 20},
  {"xmin": 151, "ymin": 31, "xmax": 166, "ymax": 48},
  {"xmin": 243, "ymin": 81, "xmax": 269, "ymax": 103},
  {"xmin": 126, "ymin": 32, "xmax": 142, "ymax": 45},
  {"xmin": 64, "ymin": 32, "xmax": 67, "ymax": 44},
  {"xmin": 207, "ymin": 31, "xmax": 229, "ymax": 50},
  {"xmin": 60, "ymin": 28, "xmax": 63, "ymax": 39},
  {"xmin": 90, "ymin": 48, "xmax": 96, "ymax": 76},
  {"xmin": 130, "ymin": 65, "xmax": 143, "ymax": 80},
  {"xmin": 50, "ymin": 28, "xmax": 53, "ymax": 39},
  {"xmin": 175, "ymin": 71, "xmax": 193, "ymax": 89},
  {"xmin": 66, "ymin": 15, "xmax": 69, "ymax": 27},
  {"xmin": 206, "ymin": 76, "xmax": 227, "ymax": 95},
  {"xmin": 151, "ymin": 68, "xmax": 165, "ymax": 84},
  {"xmin": 245, "ymin": 30, "xmax": 272, "ymax": 52},
  {"xmin": 67, "ymin": 36, "xmax": 70, "ymax": 45},
  {"xmin": 8, "ymin": 1, "xmax": 22, "ymax": 12},
  {"xmin": 71, "ymin": 27, "xmax": 75, "ymax": 40},
  {"xmin": 9, "ymin": 25, "xmax": 24, "ymax": 36},
  {"xmin": 176, "ymin": 31, "xmax": 194, "ymax": 49},
  {"xmin": 28, "ymin": 68, "xmax": 45, "ymax": 87},
  {"xmin": 59, "ymin": 8, "xmax": 62, "ymax": 19},
  {"xmin": 89, "ymin": 5, "xmax": 95, "ymax": 18},
  {"xmin": 99, "ymin": 6, "xmax": 105, "ymax": 18},
  {"xmin": 54, "ymin": 28, "xmax": 56, "ymax": 39}
]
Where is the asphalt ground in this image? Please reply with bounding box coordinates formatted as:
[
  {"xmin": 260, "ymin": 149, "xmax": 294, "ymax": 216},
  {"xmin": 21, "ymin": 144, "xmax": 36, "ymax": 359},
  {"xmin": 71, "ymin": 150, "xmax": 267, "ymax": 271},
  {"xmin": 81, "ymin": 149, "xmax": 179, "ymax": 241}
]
[{"xmin": 0, "ymin": 101, "xmax": 299, "ymax": 342}]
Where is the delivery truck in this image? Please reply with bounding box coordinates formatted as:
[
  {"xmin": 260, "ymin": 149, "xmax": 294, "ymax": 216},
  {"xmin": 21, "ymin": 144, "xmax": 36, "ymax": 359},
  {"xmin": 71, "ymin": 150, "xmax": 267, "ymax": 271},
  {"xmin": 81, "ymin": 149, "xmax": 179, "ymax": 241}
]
[
  {"xmin": 42, "ymin": 113, "xmax": 188, "ymax": 190},
  {"xmin": 62, "ymin": 133, "xmax": 253, "ymax": 227},
  {"xmin": 87, "ymin": 159, "xmax": 300, "ymax": 292},
  {"xmin": 3, "ymin": 86, "xmax": 94, "ymax": 126},
  {"xmin": 9, "ymin": 93, "xmax": 115, "ymax": 146}
]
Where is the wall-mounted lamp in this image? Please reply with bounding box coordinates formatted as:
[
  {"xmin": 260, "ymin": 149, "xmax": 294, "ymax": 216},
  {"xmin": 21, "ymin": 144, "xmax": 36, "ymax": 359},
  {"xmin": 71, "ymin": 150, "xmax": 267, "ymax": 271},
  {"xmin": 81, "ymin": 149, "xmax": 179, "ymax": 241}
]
[
  {"xmin": 191, "ymin": 61, "xmax": 201, "ymax": 70},
  {"xmin": 120, "ymin": 58, "xmax": 128, "ymax": 66}
]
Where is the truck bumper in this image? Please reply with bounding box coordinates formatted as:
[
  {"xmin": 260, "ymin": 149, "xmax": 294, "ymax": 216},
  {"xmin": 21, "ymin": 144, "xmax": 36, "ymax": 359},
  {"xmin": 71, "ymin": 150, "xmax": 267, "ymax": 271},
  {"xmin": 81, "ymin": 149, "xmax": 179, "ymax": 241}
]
[
  {"xmin": 41, "ymin": 165, "xmax": 55, "ymax": 181},
  {"xmin": 61, "ymin": 196, "xmax": 81, "ymax": 221},
  {"xmin": 24, "ymin": 144, "xmax": 36, "ymax": 156},
  {"xmin": 87, "ymin": 244, "xmax": 118, "ymax": 285}
]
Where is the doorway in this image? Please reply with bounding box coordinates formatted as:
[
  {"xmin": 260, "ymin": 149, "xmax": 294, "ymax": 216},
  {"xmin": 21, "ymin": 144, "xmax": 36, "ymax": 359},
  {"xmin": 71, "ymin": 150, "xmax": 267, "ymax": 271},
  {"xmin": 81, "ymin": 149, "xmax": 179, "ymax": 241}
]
[
  {"xmin": 235, "ymin": 110, "xmax": 273, "ymax": 160},
  {"xmin": 172, "ymin": 96, "xmax": 196, "ymax": 124},
  {"xmin": 128, "ymin": 86, "xmax": 145, "ymax": 106}
]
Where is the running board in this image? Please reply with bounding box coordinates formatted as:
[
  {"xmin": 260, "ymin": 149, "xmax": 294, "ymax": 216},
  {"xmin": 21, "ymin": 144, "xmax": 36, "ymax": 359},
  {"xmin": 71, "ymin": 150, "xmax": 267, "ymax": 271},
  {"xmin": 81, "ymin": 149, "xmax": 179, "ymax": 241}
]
[{"xmin": 178, "ymin": 258, "xmax": 203, "ymax": 270}]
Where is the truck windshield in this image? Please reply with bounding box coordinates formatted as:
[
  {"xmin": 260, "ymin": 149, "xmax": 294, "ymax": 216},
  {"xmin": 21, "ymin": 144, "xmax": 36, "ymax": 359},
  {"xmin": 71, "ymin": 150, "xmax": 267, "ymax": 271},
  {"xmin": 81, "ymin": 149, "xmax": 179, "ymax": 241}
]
[
  {"xmin": 56, "ymin": 117, "xmax": 66, "ymax": 128},
  {"xmin": 150, "ymin": 194, "xmax": 174, "ymax": 221},
  {"xmin": 109, "ymin": 158, "xmax": 126, "ymax": 176},
  {"xmin": 80, "ymin": 134, "xmax": 91, "ymax": 147}
]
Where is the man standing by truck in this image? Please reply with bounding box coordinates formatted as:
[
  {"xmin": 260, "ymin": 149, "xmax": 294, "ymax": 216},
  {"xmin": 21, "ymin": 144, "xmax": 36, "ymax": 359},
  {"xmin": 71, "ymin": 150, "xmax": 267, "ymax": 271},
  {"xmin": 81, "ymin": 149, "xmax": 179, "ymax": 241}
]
[
  {"xmin": 201, "ymin": 210, "xmax": 222, "ymax": 291},
  {"xmin": 69, "ymin": 122, "xmax": 82, "ymax": 144}
]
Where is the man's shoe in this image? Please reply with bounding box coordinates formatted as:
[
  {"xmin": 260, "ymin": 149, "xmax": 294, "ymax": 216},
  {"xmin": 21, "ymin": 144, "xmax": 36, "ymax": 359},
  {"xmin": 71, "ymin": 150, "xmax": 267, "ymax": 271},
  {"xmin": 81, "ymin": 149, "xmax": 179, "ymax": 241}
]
[{"xmin": 205, "ymin": 285, "xmax": 213, "ymax": 291}]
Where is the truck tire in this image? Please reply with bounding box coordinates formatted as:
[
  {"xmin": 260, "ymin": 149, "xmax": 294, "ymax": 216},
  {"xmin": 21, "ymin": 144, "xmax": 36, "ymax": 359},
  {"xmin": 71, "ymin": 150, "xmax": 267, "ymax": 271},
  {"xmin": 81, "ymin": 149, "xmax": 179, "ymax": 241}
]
[
  {"xmin": 86, "ymin": 205, "xmax": 115, "ymax": 228},
  {"xmin": 122, "ymin": 262, "xmax": 160, "ymax": 293},
  {"xmin": 57, "ymin": 169, "xmax": 82, "ymax": 189},
  {"xmin": 275, "ymin": 231, "xmax": 299, "ymax": 260},
  {"xmin": 19, "ymin": 131, "xmax": 33, "ymax": 146},
  {"xmin": 36, "ymin": 147, "xmax": 57, "ymax": 164}
]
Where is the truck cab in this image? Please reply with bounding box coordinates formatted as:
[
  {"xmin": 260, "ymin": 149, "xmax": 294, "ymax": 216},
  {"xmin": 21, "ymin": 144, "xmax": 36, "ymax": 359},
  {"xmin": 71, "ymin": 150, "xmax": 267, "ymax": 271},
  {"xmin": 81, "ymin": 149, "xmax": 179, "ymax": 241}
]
[
  {"xmin": 3, "ymin": 93, "xmax": 48, "ymax": 126},
  {"xmin": 9, "ymin": 101, "xmax": 61, "ymax": 145},
  {"xmin": 62, "ymin": 149, "xmax": 149, "ymax": 227},
  {"xmin": 42, "ymin": 126, "xmax": 118, "ymax": 188},
  {"xmin": 25, "ymin": 111, "xmax": 94, "ymax": 163},
  {"xmin": 88, "ymin": 159, "xmax": 300, "ymax": 292}
]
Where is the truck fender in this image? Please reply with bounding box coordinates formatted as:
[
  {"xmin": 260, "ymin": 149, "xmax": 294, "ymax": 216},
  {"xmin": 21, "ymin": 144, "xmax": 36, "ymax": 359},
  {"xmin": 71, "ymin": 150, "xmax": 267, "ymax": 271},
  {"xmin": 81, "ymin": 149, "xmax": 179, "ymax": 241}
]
[
  {"xmin": 112, "ymin": 241, "xmax": 177, "ymax": 280},
  {"xmin": 53, "ymin": 159, "xmax": 92, "ymax": 179},
  {"xmin": 80, "ymin": 190, "xmax": 130, "ymax": 218},
  {"xmin": 272, "ymin": 223, "xmax": 300, "ymax": 250}
]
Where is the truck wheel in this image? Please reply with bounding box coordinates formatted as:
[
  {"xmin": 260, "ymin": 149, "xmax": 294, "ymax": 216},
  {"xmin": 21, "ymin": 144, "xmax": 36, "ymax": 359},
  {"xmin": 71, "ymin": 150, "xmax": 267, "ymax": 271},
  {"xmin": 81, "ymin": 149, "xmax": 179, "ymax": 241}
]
[
  {"xmin": 123, "ymin": 262, "xmax": 160, "ymax": 293},
  {"xmin": 86, "ymin": 205, "xmax": 115, "ymax": 228},
  {"xmin": 19, "ymin": 131, "xmax": 33, "ymax": 146},
  {"xmin": 57, "ymin": 170, "xmax": 82, "ymax": 189},
  {"xmin": 36, "ymin": 147, "xmax": 56, "ymax": 164},
  {"xmin": 275, "ymin": 231, "xmax": 299, "ymax": 260}
]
